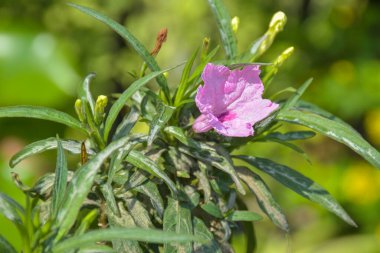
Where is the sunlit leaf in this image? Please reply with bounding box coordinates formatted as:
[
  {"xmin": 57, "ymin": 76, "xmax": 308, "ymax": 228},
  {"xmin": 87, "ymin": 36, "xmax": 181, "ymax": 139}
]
[
  {"xmin": 163, "ymin": 197, "xmax": 193, "ymax": 253},
  {"xmin": 226, "ymin": 211, "xmax": 262, "ymax": 222},
  {"xmin": 0, "ymin": 106, "xmax": 86, "ymax": 134},
  {"xmin": 0, "ymin": 193, "xmax": 24, "ymax": 226},
  {"xmin": 52, "ymin": 228, "xmax": 204, "ymax": 253},
  {"xmin": 112, "ymin": 106, "xmax": 139, "ymax": 141},
  {"xmin": 236, "ymin": 166, "xmax": 289, "ymax": 231},
  {"xmin": 200, "ymin": 202, "xmax": 223, "ymax": 219},
  {"xmin": 236, "ymin": 156, "xmax": 357, "ymax": 227},
  {"xmin": 68, "ymin": 3, "xmax": 171, "ymax": 102},
  {"xmin": 50, "ymin": 137, "xmax": 68, "ymax": 219},
  {"xmin": 277, "ymin": 109, "xmax": 380, "ymax": 169},
  {"xmin": 147, "ymin": 103, "xmax": 175, "ymax": 146},
  {"xmin": 9, "ymin": 137, "xmax": 94, "ymax": 168},
  {"xmin": 193, "ymin": 217, "xmax": 222, "ymax": 253},
  {"xmin": 0, "ymin": 235, "xmax": 17, "ymax": 253},
  {"xmin": 207, "ymin": 0, "xmax": 237, "ymax": 59},
  {"xmin": 126, "ymin": 150, "xmax": 177, "ymax": 194}
]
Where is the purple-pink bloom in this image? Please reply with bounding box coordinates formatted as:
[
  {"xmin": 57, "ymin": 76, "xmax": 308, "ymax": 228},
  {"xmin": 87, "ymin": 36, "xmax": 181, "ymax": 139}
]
[{"xmin": 192, "ymin": 63, "xmax": 279, "ymax": 137}]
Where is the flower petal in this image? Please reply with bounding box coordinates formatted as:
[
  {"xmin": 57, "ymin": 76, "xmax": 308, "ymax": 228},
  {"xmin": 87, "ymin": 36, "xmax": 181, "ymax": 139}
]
[
  {"xmin": 215, "ymin": 118, "xmax": 254, "ymax": 137},
  {"xmin": 192, "ymin": 114, "xmax": 213, "ymax": 133},
  {"xmin": 196, "ymin": 63, "xmax": 230, "ymax": 115}
]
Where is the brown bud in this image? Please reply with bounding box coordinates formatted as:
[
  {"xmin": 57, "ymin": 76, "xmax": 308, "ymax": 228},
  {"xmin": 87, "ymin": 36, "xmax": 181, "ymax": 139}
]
[{"xmin": 150, "ymin": 28, "xmax": 168, "ymax": 56}]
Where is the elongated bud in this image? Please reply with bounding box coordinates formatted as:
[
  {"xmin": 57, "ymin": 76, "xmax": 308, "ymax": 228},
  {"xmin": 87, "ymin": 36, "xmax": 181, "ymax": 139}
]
[
  {"xmin": 75, "ymin": 99, "xmax": 86, "ymax": 123},
  {"xmin": 274, "ymin": 47, "xmax": 294, "ymax": 67},
  {"xmin": 150, "ymin": 28, "xmax": 168, "ymax": 57},
  {"xmin": 269, "ymin": 11, "xmax": 287, "ymax": 32},
  {"xmin": 201, "ymin": 37, "xmax": 210, "ymax": 60},
  {"xmin": 94, "ymin": 95, "xmax": 108, "ymax": 125},
  {"xmin": 231, "ymin": 16, "xmax": 240, "ymax": 33}
]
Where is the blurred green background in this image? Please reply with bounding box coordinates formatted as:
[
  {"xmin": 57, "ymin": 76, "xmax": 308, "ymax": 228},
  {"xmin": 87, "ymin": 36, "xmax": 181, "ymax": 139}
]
[{"xmin": 1, "ymin": 0, "xmax": 379, "ymax": 252}]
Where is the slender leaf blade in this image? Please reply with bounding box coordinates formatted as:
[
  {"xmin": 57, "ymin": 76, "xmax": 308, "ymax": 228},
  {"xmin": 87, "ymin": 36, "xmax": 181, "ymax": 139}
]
[
  {"xmin": 52, "ymin": 228, "xmax": 204, "ymax": 253},
  {"xmin": 148, "ymin": 103, "xmax": 175, "ymax": 146},
  {"xmin": 282, "ymin": 78, "xmax": 313, "ymax": 110},
  {"xmin": 126, "ymin": 150, "xmax": 177, "ymax": 194},
  {"xmin": 236, "ymin": 155, "xmax": 357, "ymax": 226},
  {"xmin": 227, "ymin": 211, "xmax": 262, "ymax": 222},
  {"xmin": 193, "ymin": 217, "xmax": 222, "ymax": 253},
  {"xmin": 104, "ymin": 69, "xmax": 170, "ymax": 142},
  {"xmin": 277, "ymin": 109, "xmax": 380, "ymax": 169},
  {"xmin": 0, "ymin": 235, "xmax": 17, "ymax": 253},
  {"xmin": 9, "ymin": 137, "xmax": 94, "ymax": 168},
  {"xmin": 0, "ymin": 193, "xmax": 24, "ymax": 225},
  {"xmin": 50, "ymin": 138, "xmax": 68, "ymax": 219},
  {"xmin": 236, "ymin": 166, "xmax": 289, "ymax": 231},
  {"xmin": 163, "ymin": 197, "xmax": 193, "ymax": 253},
  {"xmin": 68, "ymin": 3, "xmax": 170, "ymax": 102},
  {"xmin": 0, "ymin": 106, "xmax": 85, "ymax": 133},
  {"xmin": 207, "ymin": 0, "xmax": 237, "ymax": 59}
]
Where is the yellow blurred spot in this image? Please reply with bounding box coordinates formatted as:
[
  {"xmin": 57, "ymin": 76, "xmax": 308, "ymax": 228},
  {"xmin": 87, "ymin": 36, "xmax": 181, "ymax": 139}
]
[
  {"xmin": 231, "ymin": 16, "xmax": 240, "ymax": 33},
  {"xmin": 341, "ymin": 162, "xmax": 380, "ymax": 205},
  {"xmin": 364, "ymin": 108, "xmax": 380, "ymax": 146},
  {"xmin": 330, "ymin": 60, "xmax": 355, "ymax": 86}
]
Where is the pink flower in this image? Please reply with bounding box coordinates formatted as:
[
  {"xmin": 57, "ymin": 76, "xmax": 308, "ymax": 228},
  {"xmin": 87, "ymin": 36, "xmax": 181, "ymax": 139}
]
[{"xmin": 192, "ymin": 63, "xmax": 279, "ymax": 137}]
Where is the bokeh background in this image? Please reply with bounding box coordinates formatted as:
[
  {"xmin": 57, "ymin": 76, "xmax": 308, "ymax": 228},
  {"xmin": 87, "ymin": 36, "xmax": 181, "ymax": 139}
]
[{"xmin": 1, "ymin": 0, "xmax": 380, "ymax": 252}]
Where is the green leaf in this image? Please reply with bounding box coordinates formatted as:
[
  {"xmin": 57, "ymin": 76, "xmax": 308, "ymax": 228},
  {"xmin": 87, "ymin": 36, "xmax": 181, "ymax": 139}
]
[
  {"xmin": 74, "ymin": 209, "xmax": 99, "ymax": 236},
  {"xmin": 236, "ymin": 166, "xmax": 288, "ymax": 231},
  {"xmin": 277, "ymin": 109, "xmax": 380, "ymax": 169},
  {"xmin": 0, "ymin": 235, "xmax": 17, "ymax": 253},
  {"xmin": 126, "ymin": 150, "xmax": 177, "ymax": 194},
  {"xmin": 135, "ymin": 181, "xmax": 164, "ymax": 218},
  {"xmin": 103, "ymin": 69, "xmax": 171, "ymax": 142},
  {"xmin": 193, "ymin": 217, "xmax": 222, "ymax": 253},
  {"xmin": 264, "ymin": 131, "xmax": 316, "ymax": 141},
  {"xmin": 227, "ymin": 211, "xmax": 262, "ymax": 222},
  {"xmin": 54, "ymin": 136, "xmax": 140, "ymax": 239},
  {"xmin": 50, "ymin": 137, "xmax": 68, "ymax": 219},
  {"xmin": 68, "ymin": 3, "xmax": 171, "ymax": 103},
  {"xmin": 0, "ymin": 193, "xmax": 24, "ymax": 226},
  {"xmin": 165, "ymin": 126, "xmax": 245, "ymax": 195},
  {"xmin": 112, "ymin": 106, "xmax": 139, "ymax": 141},
  {"xmin": 9, "ymin": 137, "xmax": 93, "ymax": 168},
  {"xmin": 0, "ymin": 106, "xmax": 86, "ymax": 134},
  {"xmin": 174, "ymin": 48, "xmax": 199, "ymax": 107},
  {"xmin": 163, "ymin": 197, "xmax": 193, "ymax": 253},
  {"xmin": 77, "ymin": 245, "xmax": 116, "ymax": 253},
  {"xmin": 147, "ymin": 103, "xmax": 175, "ymax": 146},
  {"xmin": 236, "ymin": 156, "xmax": 357, "ymax": 227},
  {"xmin": 124, "ymin": 198, "xmax": 153, "ymax": 229},
  {"xmin": 80, "ymin": 73, "xmax": 96, "ymax": 113},
  {"xmin": 281, "ymin": 78, "xmax": 313, "ymax": 110},
  {"xmin": 207, "ymin": 0, "xmax": 237, "ymax": 59},
  {"xmin": 200, "ymin": 202, "xmax": 223, "ymax": 219},
  {"xmin": 52, "ymin": 228, "xmax": 204, "ymax": 253}
]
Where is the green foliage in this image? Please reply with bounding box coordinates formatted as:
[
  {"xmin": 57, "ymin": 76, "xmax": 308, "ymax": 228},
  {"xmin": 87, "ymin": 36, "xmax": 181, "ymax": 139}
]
[{"xmin": 0, "ymin": 1, "xmax": 379, "ymax": 252}]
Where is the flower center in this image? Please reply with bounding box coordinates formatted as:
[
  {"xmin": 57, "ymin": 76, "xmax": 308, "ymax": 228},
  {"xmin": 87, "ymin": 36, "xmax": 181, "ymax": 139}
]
[{"xmin": 217, "ymin": 111, "xmax": 236, "ymax": 122}]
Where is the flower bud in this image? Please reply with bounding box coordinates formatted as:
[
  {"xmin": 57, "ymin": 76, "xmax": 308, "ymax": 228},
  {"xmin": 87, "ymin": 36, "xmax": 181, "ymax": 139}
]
[
  {"xmin": 74, "ymin": 99, "xmax": 86, "ymax": 123},
  {"xmin": 274, "ymin": 47, "xmax": 294, "ymax": 67},
  {"xmin": 163, "ymin": 72, "xmax": 169, "ymax": 78},
  {"xmin": 94, "ymin": 95, "xmax": 108, "ymax": 125},
  {"xmin": 269, "ymin": 11, "xmax": 287, "ymax": 32},
  {"xmin": 231, "ymin": 16, "xmax": 240, "ymax": 33}
]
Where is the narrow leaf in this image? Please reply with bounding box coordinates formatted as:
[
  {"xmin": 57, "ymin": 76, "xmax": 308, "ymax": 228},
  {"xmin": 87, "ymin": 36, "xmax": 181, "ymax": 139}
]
[
  {"xmin": 277, "ymin": 109, "xmax": 380, "ymax": 169},
  {"xmin": 52, "ymin": 228, "xmax": 204, "ymax": 253},
  {"xmin": 193, "ymin": 218, "xmax": 222, "ymax": 253},
  {"xmin": 200, "ymin": 202, "xmax": 223, "ymax": 218},
  {"xmin": 165, "ymin": 126, "xmax": 245, "ymax": 195},
  {"xmin": 264, "ymin": 131, "xmax": 316, "ymax": 141},
  {"xmin": 174, "ymin": 48, "xmax": 199, "ymax": 106},
  {"xmin": 68, "ymin": 3, "xmax": 171, "ymax": 102},
  {"xmin": 10, "ymin": 137, "xmax": 94, "ymax": 168},
  {"xmin": 55, "ymin": 136, "xmax": 141, "ymax": 239},
  {"xmin": 207, "ymin": 0, "xmax": 237, "ymax": 59},
  {"xmin": 236, "ymin": 166, "xmax": 289, "ymax": 231},
  {"xmin": 236, "ymin": 155, "xmax": 357, "ymax": 226},
  {"xmin": 50, "ymin": 138, "xmax": 68, "ymax": 219},
  {"xmin": 227, "ymin": 211, "xmax": 262, "ymax": 222},
  {"xmin": 163, "ymin": 197, "xmax": 193, "ymax": 253},
  {"xmin": 126, "ymin": 150, "xmax": 177, "ymax": 194},
  {"xmin": 0, "ymin": 235, "xmax": 17, "ymax": 253},
  {"xmin": 0, "ymin": 106, "xmax": 85, "ymax": 133},
  {"xmin": 104, "ymin": 69, "xmax": 171, "ymax": 142},
  {"xmin": 147, "ymin": 103, "xmax": 175, "ymax": 146},
  {"xmin": 81, "ymin": 73, "xmax": 96, "ymax": 113},
  {"xmin": 135, "ymin": 181, "xmax": 164, "ymax": 218},
  {"xmin": 282, "ymin": 78, "xmax": 313, "ymax": 110},
  {"xmin": 112, "ymin": 106, "xmax": 139, "ymax": 141},
  {"xmin": 0, "ymin": 193, "xmax": 24, "ymax": 225}
]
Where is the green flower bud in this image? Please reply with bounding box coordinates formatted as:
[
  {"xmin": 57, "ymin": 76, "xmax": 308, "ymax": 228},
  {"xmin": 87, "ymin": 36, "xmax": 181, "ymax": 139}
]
[
  {"xmin": 94, "ymin": 95, "xmax": 108, "ymax": 125},
  {"xmin": 269, "ymin": 11, "xmax": 287, "ymax": 32},
  {"xmin": 274, "ymin": 46, "xmax": 294, "ymax": 67},
  {"xmin": 75, "ymin": 99, "xmax": 86, "ymax": 123},
  {"xmin": 231, "ymin": 16, "xmax": 240, "ymax": 34},
  {"xmin": 163, "ymin": 72, "xmax": 169, "ymax": 78}
]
